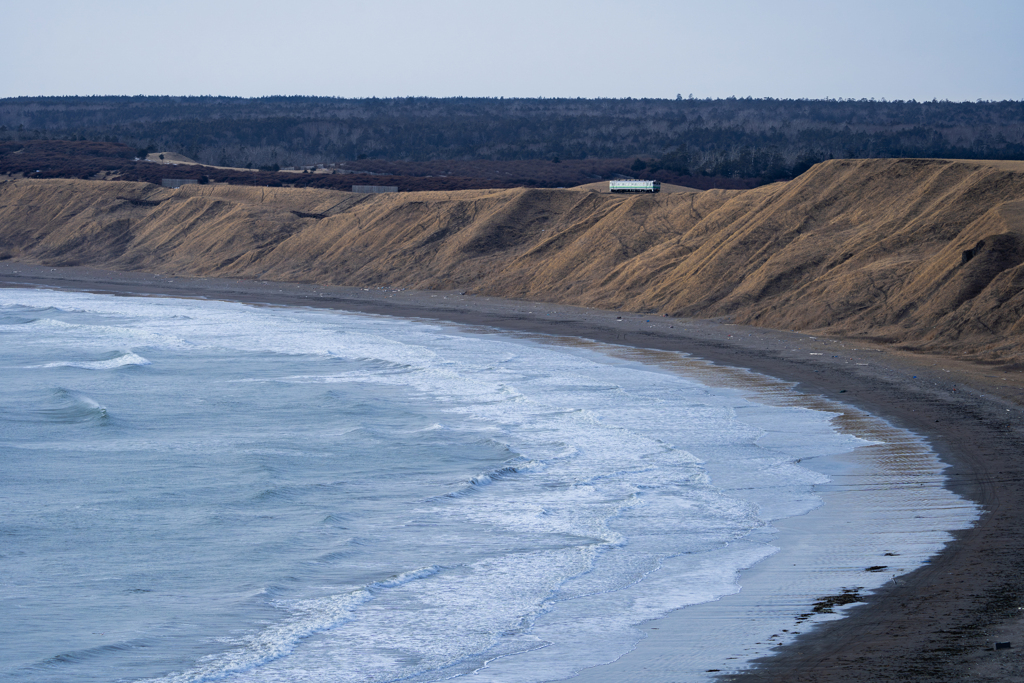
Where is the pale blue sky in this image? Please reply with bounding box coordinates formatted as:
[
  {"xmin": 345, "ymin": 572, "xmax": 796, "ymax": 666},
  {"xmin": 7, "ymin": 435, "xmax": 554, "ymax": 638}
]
[{"xmin": 3, "ymin": 0, "xmax": 1020, "ymax": 101}]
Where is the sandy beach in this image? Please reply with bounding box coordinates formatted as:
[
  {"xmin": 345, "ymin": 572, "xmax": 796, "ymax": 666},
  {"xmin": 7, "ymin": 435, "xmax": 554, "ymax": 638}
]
[{"xmin": 3, "ymin": 262, "xmax": 1024, "ymax": 681}]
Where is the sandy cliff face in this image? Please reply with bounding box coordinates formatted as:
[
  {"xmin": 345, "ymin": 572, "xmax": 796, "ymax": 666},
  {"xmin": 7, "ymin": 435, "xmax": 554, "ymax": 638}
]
[{"xmin": 2, "ymin": 158, "xmax": 1024, "ymax": 360}]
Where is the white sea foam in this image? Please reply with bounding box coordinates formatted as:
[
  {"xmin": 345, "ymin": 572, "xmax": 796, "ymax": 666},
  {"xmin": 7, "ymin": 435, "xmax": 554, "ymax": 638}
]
[
  {"xmin": 0, "ymin": 288, "xmax": 979, "ymax": 683},
  {"xmin": 36, "ymin": 351, "xmax": 152, "ymax": 370},
  {"xmin": 148, "ymin": 567, "xmax": 450, "ymax": 683}
]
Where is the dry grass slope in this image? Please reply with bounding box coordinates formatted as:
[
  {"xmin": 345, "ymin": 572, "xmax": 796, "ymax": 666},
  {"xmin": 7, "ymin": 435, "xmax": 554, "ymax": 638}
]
[{"xmin": 2, "ymin": 158, "xmax": 1024, "ymax": 360}]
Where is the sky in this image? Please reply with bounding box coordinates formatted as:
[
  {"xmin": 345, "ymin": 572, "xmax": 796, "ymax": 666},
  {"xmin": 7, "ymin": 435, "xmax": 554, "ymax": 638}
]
[{"xmin": 3, "ymin": 0, "xmax": 1021, "ymax": 101}]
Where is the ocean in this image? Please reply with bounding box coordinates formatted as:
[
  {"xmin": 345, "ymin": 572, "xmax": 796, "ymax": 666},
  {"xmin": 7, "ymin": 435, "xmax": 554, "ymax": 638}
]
[{"xmin": 0, "ymin": 288, "xmax": 977, "ymax": 682}]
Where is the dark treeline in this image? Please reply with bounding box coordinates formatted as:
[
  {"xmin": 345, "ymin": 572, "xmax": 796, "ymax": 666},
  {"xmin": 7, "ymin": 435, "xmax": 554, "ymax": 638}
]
[
  {"xmin": 0, "ymin": 140, "xmax": 762, "ymax": 192},
  {"xmin": 1, "ymin": 96, "xmax": 1022, "ymax": 181}
]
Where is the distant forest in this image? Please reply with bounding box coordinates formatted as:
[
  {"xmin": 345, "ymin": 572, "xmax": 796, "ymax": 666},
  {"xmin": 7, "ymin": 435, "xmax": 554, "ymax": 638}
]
[{"xmin": 1, "ymin": 96, "xmax": 1022, "ymax": 183}]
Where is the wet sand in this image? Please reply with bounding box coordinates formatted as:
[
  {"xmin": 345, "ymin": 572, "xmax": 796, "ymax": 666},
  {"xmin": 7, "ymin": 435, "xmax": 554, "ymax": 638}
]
[{"xmin": 2, "ymin": 262, "xmax": 1024, "ymax": 681}]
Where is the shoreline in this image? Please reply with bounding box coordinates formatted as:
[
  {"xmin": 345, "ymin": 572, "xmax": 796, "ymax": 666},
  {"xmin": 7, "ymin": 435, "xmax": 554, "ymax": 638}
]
[
  {"xmin": 510, "ymin": 335, "xmax": 978, "ymax": 681},
  {"xmin": 3, "ymin": 263, "xmax": 1024, "ymax": 680}
]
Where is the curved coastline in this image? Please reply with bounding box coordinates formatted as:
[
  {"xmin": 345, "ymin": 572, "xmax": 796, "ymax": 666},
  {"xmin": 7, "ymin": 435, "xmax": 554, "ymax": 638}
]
[
  {"xmin": 483, "ymin": 332, "xmax": 978, "ymax": 681},
  {"xmin": 2, "ymin": 262, "xmax": 1023, "ymax": 681}
]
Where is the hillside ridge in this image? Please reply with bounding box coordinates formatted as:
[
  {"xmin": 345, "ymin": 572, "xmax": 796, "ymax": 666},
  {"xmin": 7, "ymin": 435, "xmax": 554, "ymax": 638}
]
[{"xmin": 2, "ymin": 157, "xmax": 1024, "ymax": 360}]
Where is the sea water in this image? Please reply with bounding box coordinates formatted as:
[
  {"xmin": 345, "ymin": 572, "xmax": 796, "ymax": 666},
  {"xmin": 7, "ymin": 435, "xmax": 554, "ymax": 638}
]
[{"xmin": 0, "ymin": 289, "xmax": 976, "ymax": 682}]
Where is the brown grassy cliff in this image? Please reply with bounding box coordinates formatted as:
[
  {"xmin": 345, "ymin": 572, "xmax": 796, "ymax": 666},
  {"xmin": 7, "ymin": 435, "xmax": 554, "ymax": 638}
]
[{"xmin": 2, "ymin": 158, "xmax": 1024, "ymax": 360}]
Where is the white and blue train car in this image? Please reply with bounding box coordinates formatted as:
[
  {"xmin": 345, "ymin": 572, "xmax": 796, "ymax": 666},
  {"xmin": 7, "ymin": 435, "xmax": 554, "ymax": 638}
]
[{"xmin": 609, "ymin": 179, "xmax": 661, "ymax": 193}]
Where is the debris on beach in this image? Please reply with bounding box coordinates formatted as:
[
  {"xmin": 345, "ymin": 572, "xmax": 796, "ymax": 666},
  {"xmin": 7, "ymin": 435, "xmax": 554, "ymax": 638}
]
[{"xmin": 797, "ymin": 588, "xmax": 865, "ymax": 622}]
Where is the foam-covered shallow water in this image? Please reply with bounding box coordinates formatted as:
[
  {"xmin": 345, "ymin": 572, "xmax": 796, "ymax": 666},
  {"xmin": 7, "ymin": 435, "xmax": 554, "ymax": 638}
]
[{"xmin": 0, "ymin": 289, "xmax": 977, "ymax": 682}]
